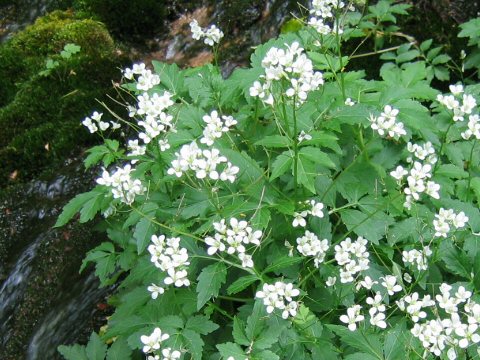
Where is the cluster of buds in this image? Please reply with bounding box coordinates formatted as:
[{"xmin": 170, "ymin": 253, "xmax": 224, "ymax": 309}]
[
  {"xmin": 402, "ymin": 246, "xmax": 432, "ymax": 271},
  {"xmin": 308, "ymin": 0, "xmax": 354, "ymax": 35}
]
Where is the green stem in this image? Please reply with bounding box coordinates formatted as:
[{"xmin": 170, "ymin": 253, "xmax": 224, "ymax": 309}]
[
  {"xmin": 335, "ymin": 10, "xmax": 346, "ymax": 100},
  {"xmin": 293, "ymin": 100, "xmax": 299, "ymax": 198},
  {"xmin": 434, "ymin": 122, "xmax": 454, "ymax": 172},
  {"xmin": 466, "ymin": 139, "xmax": 477, "ymax": 201}
]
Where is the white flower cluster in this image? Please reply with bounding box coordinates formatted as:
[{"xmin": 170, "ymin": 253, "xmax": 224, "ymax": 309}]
[
  {"xmin": 402, "ymin": 246, "xmax": 432, "ymax": 271},
  {"xmin": 127, "ymin": 139, "xmax": 147, "ymax": 163},
  {"xmin": 205, "ymin": 218, "xmax": 262, "ymax": 268},
  {"xmin": 292, "ymin": 199, "xmax": 325, "ymax": 227},
  {"xmin": 249, "ymin": 42, "xmax": 324, "ymax": 105},
  {"xmin": 340, "ymin": 304, "xmax": 364, "ymax": 331},
  {"xmin": 96, "ymin": 164, "xmax": 146, "ymax": 205},
  {"xmin": 82, "ymin": 111, "xmax": 120, "ymax": 134},
  {"xmin": 123, "ymin": 62, "xmax": 160, "ymax": 92},
  {"xmin": 366, "ymin": 292, "xmax": 387, "ymax": 329},
  {"xmin": 255, "ymin": 281, "xmax": 300, "ymax": 319},
  {"xmin": 167, "ymin": 141, "xmax": 239, "ymax": 182},
  {"xmin": 200, "ymin": 110, "xmax": 237, "ymax": 146},
  {"xmin": 398, "ymin": 284, "xmax": 480, "ymax": 358},
  {"xmin": 334, "ymin": 236, "xmax": 370, "ymax": 283},
  {"xmin": 369, "ymin": 105, "xmax": 407, "ymax": 140},
  {"xmin": 132, "ymin": 92, "xmax": 175, "ymax": 146},
  {"xmin": 308, "ymin": 0, "xmax": 354, "ymax": 35},
  {"xmin": 140, "ymin": 327, "xmax": 170, "ymax": 354},
  {"xmin": 296, "ymin": 230, "xmax": 329, "ymax": 268},
  {"xmin": 147, "ymin": 234, "xmax": 190, "ymax": 297},
  {"xmin": 390, "ymin": 142, "xmax": 440, "ymax": 209},
  {"xmin": 437, "ymin": 85, "xmax": 480, "ymax": 140},
  {"xmin": 189, "ymin": 19, "xmax": 224, "ymax": 46},
  {"xmin": 433, "ymin": 208, "xmax": 469, "ymax": 238}
]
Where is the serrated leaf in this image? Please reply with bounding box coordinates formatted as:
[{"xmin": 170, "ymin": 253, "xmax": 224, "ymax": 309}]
[
  {"xmin": 327, "ymin": 325, "xmax": 383, "ymax": 358},
  {"xmin": 106, "ymin": 338, "xmax": 132, "ymax": 360},
  {"xmin": 263, "ymin": 256, "xmax": 303, "ymax": 274},
  {"xmin": 270, "ymin": 151, "xmax": 292, "ymax": 181},
  {"xmin": 254, "ymin": 135, "xmax": 292, "ymax": 148},
  {"xmin": 299, "ymin": 147, "xmax": 336, "ymax": 169},
  {"xmin": 255, "ymin": 350, "xmax": 280, "ymax": 360},
  {"xmin": 152, "ymin": 61, "xmax": 185, "ymax": 95},
  {"xmin": 233, "ymin": 317, "xmax": 250, "ymax": 346},
  {"xmin": 196, "ymin": 262, "xmax": 227, "ymax": 310},
  {"xmin": 217, "ymin": 342, "xmax": 246, "ymax": 360},
  {"xmin": 227, "ymin": 275, "xmax": 259, "ymax": 295},
  {"xmin": 86, "ymin": 332, "xmax": 107, "ymax": 360},
  {"xmin": 55, "ymin": 188, "xmax": 105, "ymax": 227},
  {"xmin": 134, "ymin": 217, "xmax": 156, "ymax": 255},
  {"xmin": 182, "ymin": 329, "xmax": 204, "ymax": 360},
  {"xmin": 185, "ymin": 316, "xmax": 219, "ymax": 335},
  {"xmin": 58, "ymin": 344, "xmax": 88, "ymax": 360},
  {"xmin": 246, "ymin": 300, "xmax": 266, "ymax": 341},
  {"xmin": 440, "ymin": 241, "xmax": 472, "ymax": 279}
]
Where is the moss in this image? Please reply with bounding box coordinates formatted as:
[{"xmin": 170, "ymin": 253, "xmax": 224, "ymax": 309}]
[{"xmin": 0, "ymin": 10, "xmax": 128, "ymax": 186}]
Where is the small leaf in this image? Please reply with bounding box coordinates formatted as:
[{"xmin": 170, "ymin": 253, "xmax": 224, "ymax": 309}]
[
  {"xmin": 196, "ymin": 262, "xmax": 227, "ymax": 310},
  {"xmin": 270, "ymin": 152, "xmax": 292, "ymax": 181},
  {"xmin": 227, "ymin": 275, "xmax": 259, "ymax": 295},
  {"xmin": 263, "ymin": 256, "xmax": 303, "ymax": 274},
  {"xmin": 106, "ymin": 338, "xmax": 132, "ymax": 360},
  {"xmin": 217, "ymin": 342, "xmax": 246, "ymax": 360},
  {"xmin": 58, "ymin": 344, "xmax": 88, "ymax": 360},
  {"xmin": 185, "ymin": 316, "xmax": 219, "ymax": 335},
  {"xmin": 182, "ymin": 329, "xmax": 204, "ymax": 360},
  {"xmin": 254, "ymin": 135, "xmax": 292, "ymax": 148},
  {"xmin": 86, "ymin": 332, "xmax": 107, "ymax": 360},
  {"xmin": 134, "ymin": 217, "xmax": 156, "ymax": 254}
]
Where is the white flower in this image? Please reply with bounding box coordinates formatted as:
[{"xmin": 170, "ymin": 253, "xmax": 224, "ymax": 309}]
[
  {"xmin": 345, "ymin": 98, "xmax": 355, "ymax": 106},
  {"xmin": 256, "ymin": 282, "xmax": 300, "ymax": 319},
  {"xmin": 140, "ymin": 327, "xmax": 169, "ymax": 353},
  {"xmin": 147, "ymin": 283, "xmax": 165, "ymax": 299},
  {"xmin": 380, "ymin": 275, "xmax": 402, "ymax": 295},
  {"xmin": 326, "ymin": 276, "xmax": 336, "ymax": 287},
  {"xmin": 162, "ymin": 348, "xmax": 181, "ymax": 360},
  {"xmin": 292, "ymin": 211, "xmax": 308, "ymax": 227},
  {"xmin": 390, "ymin": 165, "xmax": 408, "ymax": 181},
  {"xmin": 340, "ymin": 305, "xmax": 364, "ymax": 331}
]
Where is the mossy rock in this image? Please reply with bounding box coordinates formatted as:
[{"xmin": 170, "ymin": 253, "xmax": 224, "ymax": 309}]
[{"xmin": 0, "ymin": 10, "xmax": 128, "ymax": 186}]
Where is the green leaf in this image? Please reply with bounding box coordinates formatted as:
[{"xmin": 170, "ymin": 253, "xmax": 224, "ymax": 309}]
[
  {"xmin": 327, "ymin": 325, "xmax": 383, "ymax": 359},
  {"xmin": 227, "ymin": 275, "xmax": 259, "ymax": 295},
  {"xmin": 105, "ymin": 338, "xmax": 131, "ymax": 360},
  {"xmin": 58, "ymin": 344, "xmax": 88, "ymax": 360},
  {"xmin": 55, "ymin": 188, "xmax": 105, "ymax": 227},
  {"xmin": 254, "ymin": 135, "xmax": 292, "ymax": 148},
  {"xmin": 296, "ymin": 156, "xmax": 316, "ymax": 193},
  {"xmin": 341, "ymin": 208, "xmax": 394, "ymax": 244},
  {"xmin": 182, "ymin": 329, "xmax": 204, "ymax": 360},
  {"xmin": 217, "ymin": 342, "xmax": 246, "ymax": 360},
  {"xmin": 246, "ymin": 300, "xmax": 266, "ymax": 341},
  {"xmin": 185, "ymin": 316, "xmax": 219, "ymax": 335},
  {"xmin": 233, "ymin": 317, "xmax": 250, "ymax": 346},
  {"xmin": 270, "ymin": 151, "xmax": 293, "ymax": 181},
  {"xmin": 134, "ymin": 217, "xmax": 156, "ymax": 255},
  {"xmin": 86, "ymin": 332, "xmax": 107, "ymax": 360},
  {"xmin": 255, "ymin": 350, "xmax": 280, "ymax": 360},
  {"xmin": 440, "ymin": 240, "xmax": 472, "ymax": 279},
  {"xmin": 299, "ymin": 147, "xmax": 336, "ymax": 169},
  {"xmin": 196, "ymin": 262, "xmax": 227, "ymax": 310},
  {"xmin": 263, "ymin": 256, "xmax": 303, "ymax": 274},
  {"xmin": 152, "ymin": 61, "xmax": 185, "ymax": 95}
]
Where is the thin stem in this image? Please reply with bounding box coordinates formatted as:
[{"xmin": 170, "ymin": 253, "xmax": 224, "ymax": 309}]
[
  {"xmin": 466, "ymin": 139, "xmax": 477, "ymax": 201},
  {"xmin": 293, "ymin": 99, "xmax": 299, "ymax": 198}
]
